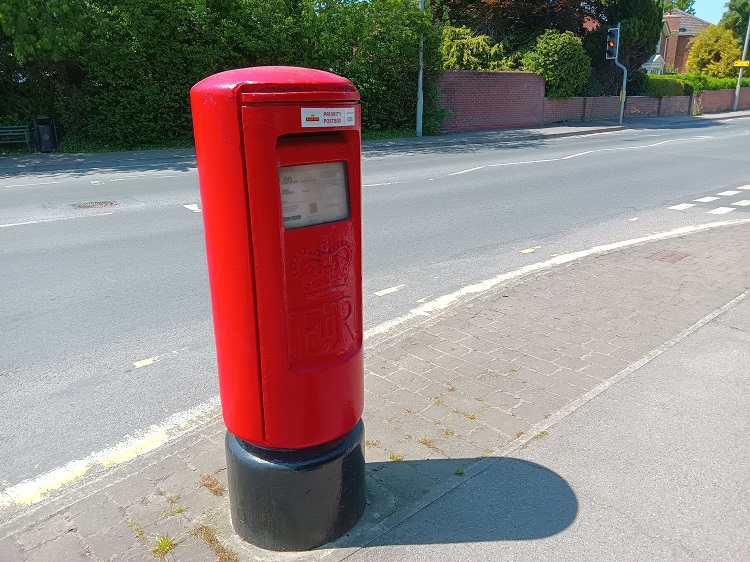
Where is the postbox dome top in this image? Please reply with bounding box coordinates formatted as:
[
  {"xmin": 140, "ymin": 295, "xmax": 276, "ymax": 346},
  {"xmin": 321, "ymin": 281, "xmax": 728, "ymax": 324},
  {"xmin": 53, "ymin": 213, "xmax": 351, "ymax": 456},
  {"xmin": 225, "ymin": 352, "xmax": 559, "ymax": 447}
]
[{"xmin": 192, "ymin": 66, "xmax": 359, "ymax": 102}]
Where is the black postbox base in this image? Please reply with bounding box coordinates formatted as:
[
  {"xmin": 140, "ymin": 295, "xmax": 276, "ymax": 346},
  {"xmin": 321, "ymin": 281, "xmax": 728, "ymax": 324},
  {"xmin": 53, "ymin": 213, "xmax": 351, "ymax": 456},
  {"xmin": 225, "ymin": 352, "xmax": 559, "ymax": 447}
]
[{"xmin": 225, "ymin": 420, "xmax": 366, "ymax": 551}]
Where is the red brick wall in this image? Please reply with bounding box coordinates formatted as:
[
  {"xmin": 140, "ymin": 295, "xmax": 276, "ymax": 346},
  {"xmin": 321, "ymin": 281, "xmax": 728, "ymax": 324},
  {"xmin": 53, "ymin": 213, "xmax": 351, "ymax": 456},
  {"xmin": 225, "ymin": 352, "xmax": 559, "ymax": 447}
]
[
  {"xmin": 583, "ymin": 97, "xmax": 620, "ymax": 120},
  {"xmin": 660, "ymin": 96, "xmax": 691, "ymax": 115},
  {"xmin": 624, "ymin": 96, "xmax": 691, "ymax": 117},
  {"xmin": 626, "ymin": 96, "xmax": 660, "ymax": 116},
  {"xmin": 438, "ymin": 71, "xmax": 545, "ymax": 132},
  {"xmin": 697, "ymin": 88, "xmax": 750, "ymax": 113},
  {"xmin": 544, "ymin": 98, "xmax": 585, "ymax": 123},
  {"xmin": 542, "ymin": 97, "xmax": 620, "ymax": 123}
]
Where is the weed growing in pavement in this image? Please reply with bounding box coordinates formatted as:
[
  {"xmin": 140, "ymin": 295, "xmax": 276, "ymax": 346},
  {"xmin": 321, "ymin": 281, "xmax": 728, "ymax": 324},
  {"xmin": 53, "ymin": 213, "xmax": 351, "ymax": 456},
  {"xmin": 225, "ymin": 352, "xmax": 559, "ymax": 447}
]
[
  {"xmin": 163, "ymin": 506, "xmax": 186, "ymax": 517},
  {"xmin": 365, "ymin": 439, "xmax": 379, "ymax": 447},
  {"xmin": 447, "ymin": 385, "xmax": 457, "ymax": 392},
  {"xmin": 191, "ymin": 524, "xmax": 238, "ymax": 562},
  {"xmin": 452, "ymin": 408, "xmax": 477, "ymax": 420},
  {"xmin": 389, "ymin": 452, "xmax": 405, "ymax": 461},
  {"xmin": 433, "ymin": 398, "xmax": 443, "ymax": 405},
  {"xmin": 534, "ymin": 431, "xmax": 549, "ymax": 439},
  {"xmin": 151, "ymin": 533, "xmax": 177, "ymax": 558},
  {"xmin": 127, "ymin": 520, "xmax": 145, "ymax": 540},
  {"xmin": 453, "ymin": 469, "xmax": 465, "ymax": 476},
  {"xmin": 416, "ymin": 437, "xmax": 436, "ymax": 449},
  {"xmin": 443, "ymin": 428, "xmax": 455, "ymax": 436},
  {"xmin": 200, "ymin": 474, "xmax": 224, "ymax": 496},
  {"xmin": 166, "ymin": 495, "xmax": 180, "ymax": 504},
  {"xmin": 516, "ymin": 431, "xmax": 525, "ymax": 439}
]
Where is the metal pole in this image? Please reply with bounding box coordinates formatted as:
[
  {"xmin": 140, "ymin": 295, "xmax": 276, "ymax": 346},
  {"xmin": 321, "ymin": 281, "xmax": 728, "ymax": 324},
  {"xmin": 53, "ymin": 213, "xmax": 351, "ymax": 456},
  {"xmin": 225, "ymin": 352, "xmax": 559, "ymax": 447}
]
[
  {"xmin": 614, "ymin": 23, "xmax": 628, "ymax": 125},
  {"xmin": 416, "ymin": 0, "xmax": 424, "ymax": 137},
  {"xmin": 733, "ymin": 13, "xmax": 750, "ymax": 111}
]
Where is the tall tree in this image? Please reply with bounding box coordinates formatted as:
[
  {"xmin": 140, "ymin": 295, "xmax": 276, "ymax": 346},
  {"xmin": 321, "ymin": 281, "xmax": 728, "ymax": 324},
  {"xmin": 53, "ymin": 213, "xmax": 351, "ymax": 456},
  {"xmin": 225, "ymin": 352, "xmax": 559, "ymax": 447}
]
[
  {"xmin": 720, "ymin": 0, "xmax": 750, "ymax": 45},
  {"xmin": 661, "ymin": 0, "xmax": 695, "ymax": 15},
  {"xmin": 0, "ymin": 0, "xmax": 87, "ymax": 62}
]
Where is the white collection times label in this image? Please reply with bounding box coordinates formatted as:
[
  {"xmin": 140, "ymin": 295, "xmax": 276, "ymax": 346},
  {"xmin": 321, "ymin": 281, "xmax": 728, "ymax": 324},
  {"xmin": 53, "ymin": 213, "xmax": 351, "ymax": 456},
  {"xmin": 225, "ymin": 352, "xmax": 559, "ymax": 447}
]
[{"xmin": 301, "ymin": 107, "xmax": 355, "ymax": 128}]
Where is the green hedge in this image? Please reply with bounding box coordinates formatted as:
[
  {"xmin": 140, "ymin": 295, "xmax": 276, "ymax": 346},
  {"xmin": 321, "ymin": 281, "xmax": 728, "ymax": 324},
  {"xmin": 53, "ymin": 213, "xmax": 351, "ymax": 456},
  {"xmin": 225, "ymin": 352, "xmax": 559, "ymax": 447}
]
[
  {"xmin": 661, "ymin": 73, "xmax": 750, "ymax": 93},
  {"xmin": 644, "ymin": 75, "xmax": 694, "ymax": 97}
]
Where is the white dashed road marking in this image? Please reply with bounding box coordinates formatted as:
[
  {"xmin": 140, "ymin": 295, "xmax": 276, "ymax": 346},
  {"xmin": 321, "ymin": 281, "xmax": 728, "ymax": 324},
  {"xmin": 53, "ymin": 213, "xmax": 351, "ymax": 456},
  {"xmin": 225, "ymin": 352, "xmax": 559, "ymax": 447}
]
[
  {"xmin": 733, "ymin": 200, "xmax": 750, "ymax": 206},
  {"xmin": 374, "ymin": 284, "xmax": 406, "ymax": 296},
  {"xmin": 669, "ymin": 204, "xmax": 695, "ymax": 211},
  {"xmin": 707, "ymin": 207, "xmax": 735, "ymax": 214},
  {"xmin": 694, "ymin": 197, "xmax": 720, "ymax": 203},
  {"xmin": 717, "ymin": 190, "xmax": 741, "ymax": 196},
  {"xmin": 183, "ymin": 204, "xmax": 201, "ymax": 213}
]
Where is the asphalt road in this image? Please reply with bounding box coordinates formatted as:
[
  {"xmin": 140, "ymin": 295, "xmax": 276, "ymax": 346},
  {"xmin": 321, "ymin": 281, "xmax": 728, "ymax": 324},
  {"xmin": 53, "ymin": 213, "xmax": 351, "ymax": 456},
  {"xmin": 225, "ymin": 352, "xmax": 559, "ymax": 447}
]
[{"xmin": 1, "ymin": 117, "xmax": 749, "ymax": 489}]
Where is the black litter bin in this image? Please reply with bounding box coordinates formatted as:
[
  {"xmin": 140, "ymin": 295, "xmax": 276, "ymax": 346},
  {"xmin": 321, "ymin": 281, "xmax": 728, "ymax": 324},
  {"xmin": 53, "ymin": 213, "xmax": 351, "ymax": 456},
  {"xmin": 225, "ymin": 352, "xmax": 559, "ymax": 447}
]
[{"xmin": 33, "ymin": 115, "xmax": 60, "ymax": 152}]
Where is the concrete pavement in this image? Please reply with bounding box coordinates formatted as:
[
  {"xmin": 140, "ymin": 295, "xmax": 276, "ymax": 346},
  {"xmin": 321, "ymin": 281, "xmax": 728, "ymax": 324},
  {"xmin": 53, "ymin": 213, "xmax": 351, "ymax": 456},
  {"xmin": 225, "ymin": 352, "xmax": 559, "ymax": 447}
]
[
  {"xmin": 2, "ymin": 109, "xmax": 750, "ymax": 176},
  {"xmin": 1, "ymin": 214, "xmax": 748, "ymax": 561}
]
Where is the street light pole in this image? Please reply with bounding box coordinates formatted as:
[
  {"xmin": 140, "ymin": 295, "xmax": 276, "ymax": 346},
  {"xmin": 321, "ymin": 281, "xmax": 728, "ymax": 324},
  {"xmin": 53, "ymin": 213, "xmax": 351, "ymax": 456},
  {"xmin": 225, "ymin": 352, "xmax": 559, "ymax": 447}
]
[
  {"xmin": 733, "ymin": 13, "xmax": 750, "ymax": 112},
  {"xmin": 416, "ymin": 0, "xmax": 424, "ymax": 137}
]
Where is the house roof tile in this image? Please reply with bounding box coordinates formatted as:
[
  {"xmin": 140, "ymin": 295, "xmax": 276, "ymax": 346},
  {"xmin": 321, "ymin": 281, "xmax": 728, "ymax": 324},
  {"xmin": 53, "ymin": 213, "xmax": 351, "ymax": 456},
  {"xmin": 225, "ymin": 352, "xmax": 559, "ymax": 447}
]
[{"xmin": 664, "ymin": 8, "xmax": 711, "ymax": 36}]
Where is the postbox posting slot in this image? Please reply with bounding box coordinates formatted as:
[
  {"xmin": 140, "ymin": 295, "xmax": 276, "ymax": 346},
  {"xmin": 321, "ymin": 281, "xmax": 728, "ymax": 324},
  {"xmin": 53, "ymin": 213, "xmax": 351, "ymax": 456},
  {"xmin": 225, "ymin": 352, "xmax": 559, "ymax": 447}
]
[{"xmin": 279, "ymin": 161, "xmax": 350, "ymax": 230}]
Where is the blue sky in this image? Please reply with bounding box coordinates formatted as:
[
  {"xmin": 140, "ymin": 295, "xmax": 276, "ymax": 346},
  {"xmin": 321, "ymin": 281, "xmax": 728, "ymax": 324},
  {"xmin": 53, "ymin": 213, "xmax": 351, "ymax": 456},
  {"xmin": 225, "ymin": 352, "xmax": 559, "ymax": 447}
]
[{"xmin": 693, "ymin": 0, "xmax": 726, "ymax": 24}]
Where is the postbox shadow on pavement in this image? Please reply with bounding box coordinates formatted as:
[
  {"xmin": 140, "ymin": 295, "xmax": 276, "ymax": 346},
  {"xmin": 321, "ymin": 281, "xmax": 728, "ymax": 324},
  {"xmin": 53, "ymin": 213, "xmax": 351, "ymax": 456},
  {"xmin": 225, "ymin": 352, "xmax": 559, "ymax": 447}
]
[{"xmin": 341, "ymin": 457, "xmax": 578, "ymax": 547}]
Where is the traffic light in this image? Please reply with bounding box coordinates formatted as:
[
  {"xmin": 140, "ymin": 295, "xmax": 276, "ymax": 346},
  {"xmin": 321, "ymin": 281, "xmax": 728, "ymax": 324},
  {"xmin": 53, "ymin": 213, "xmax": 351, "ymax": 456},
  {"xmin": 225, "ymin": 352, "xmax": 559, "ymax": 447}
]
[{"xmin": 606, "ymin": 27, "xmax": 620, "ymax": 60}]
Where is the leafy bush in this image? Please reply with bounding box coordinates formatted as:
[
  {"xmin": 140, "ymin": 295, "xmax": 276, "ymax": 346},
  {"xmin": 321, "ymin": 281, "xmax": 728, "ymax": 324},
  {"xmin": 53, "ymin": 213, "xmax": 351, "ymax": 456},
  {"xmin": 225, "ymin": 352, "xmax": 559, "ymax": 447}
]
[
  {"xmin": 441, "ymin": 26, "xmax": 503, "ymax": 70},
  {"xmin": 644, "ymin": 75, "xmax": 694, "ymax": 96},
  {"xmin": 686, "ymin": 25, "xmax": 742, "ymax": 77},
  {"xmin": 522, "ymin": 30, "xmax": 591, "ymax": 99}
]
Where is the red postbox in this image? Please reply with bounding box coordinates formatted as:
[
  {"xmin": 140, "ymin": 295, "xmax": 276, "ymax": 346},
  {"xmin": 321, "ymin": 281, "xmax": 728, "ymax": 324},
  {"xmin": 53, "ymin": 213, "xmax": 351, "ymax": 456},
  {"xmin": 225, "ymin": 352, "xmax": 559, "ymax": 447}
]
[{"xmin": 191, "ymin": 67, "xmax": 365, "ymax": 551}]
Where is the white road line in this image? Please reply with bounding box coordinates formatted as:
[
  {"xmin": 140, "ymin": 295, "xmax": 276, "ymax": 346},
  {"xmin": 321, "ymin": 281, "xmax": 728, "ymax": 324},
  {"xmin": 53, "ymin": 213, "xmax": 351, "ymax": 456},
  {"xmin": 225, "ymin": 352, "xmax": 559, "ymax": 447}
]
[
  {"xmin": 717, "ymin": 190, "xmax": 741, "ymax": 196},
  {"xmin": 0, "ymin": 397, "xmax": 221, "ymax": 508},
  {"xmin": 707, "ymin": 207, "xmax": 735, "ymax": 214},
  {"xmin": 448, "ymin": 166, "xmax": 485, "ymax": 176},
  {"xmin": 520, "ymin": 246, "xmax": 541, "ymax": 254},
  {"xmin": 4, "ymin": 180, "xmax": 63, "ymax": 188},
  {"xmin": 738, "ymin": 185, "xmax": 750, "ymax": 190},
  {"xmin": 374, "ymin": 284, "xmax": 406, "ymax": 296},
  {"xmin": 694, "ymin": 197, "xmax": 720, "ymax": 203},
  {"xmin": 0, "ymin": 213, "xmax": 114, "ymax": 228},
  {"xmin": 183, "ymin": 204, "xmax": 201, "ymax": 213},
  {"xmin": 733, "ymin": 200, "xmax": 750, "ymax": 206},
  {"xmin": 468, "ymin": 138, "xmax": 710, "ymax": 174},
  {"xmin": 669, "ymin": 204, "xmax": 696, "ymax": 211}
]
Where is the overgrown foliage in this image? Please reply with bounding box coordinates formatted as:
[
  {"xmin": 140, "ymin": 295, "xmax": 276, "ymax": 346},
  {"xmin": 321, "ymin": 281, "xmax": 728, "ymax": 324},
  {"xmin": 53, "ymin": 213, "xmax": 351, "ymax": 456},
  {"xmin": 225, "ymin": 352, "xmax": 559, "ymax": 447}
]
[
  {"xmin": 720, "ymin": 0, "xmax": 750, "ymax": 44},
  {"xmin": 436, "ymin": 0, "xmax": 590, "ymax": 57},
  {"xmin": 0, "ymin": 0, "xmax": 442, "ymax": 149},
  {"xmin": 441, "ymin": 26, "xmax": 503, "ymax": 70},
  {"xmin": 686, "ymin": 25, "xmax": 742, "ymax": 77},
  {"xmin": 522, "ymin": 30, "xmax": 591, "ymax": 98}
]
